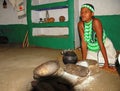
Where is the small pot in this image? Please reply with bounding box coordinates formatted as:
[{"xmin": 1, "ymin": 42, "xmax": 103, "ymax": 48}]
[
  {"xmin": 115, "ymin": 54, "xmax": 120, "ymax": 75},
  {"xmin": 62, "ymin": 50, "xmax": 78, "ymax": 64}
]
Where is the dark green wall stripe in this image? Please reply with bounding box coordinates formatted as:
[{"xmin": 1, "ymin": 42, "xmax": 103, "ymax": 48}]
[
  {"xmin": 0, "ymin": 24, "xmax": 27, "ymax": 43},
  {"xmin": 96, "ymin": 15, "xmax": 120, "ymax": 50},
  {"xmin": 0, "ymin": 15, "xmax": 120, "ymax": 50}
]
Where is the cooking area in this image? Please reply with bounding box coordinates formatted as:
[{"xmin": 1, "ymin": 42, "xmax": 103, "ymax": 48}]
[{"xmin": 0, "ymin": 44, "xmax": 119, "ymax": 91}]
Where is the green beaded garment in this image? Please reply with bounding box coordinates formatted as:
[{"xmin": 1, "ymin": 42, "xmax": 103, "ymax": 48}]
[{"xmin": 84, "ymin": 20, "xmax": 106, "ymax": 52}]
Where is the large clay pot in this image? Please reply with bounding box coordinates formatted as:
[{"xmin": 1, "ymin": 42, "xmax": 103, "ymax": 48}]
[
  {"xmin": 33, "ymin": 60, "xmax": 60, "ymax": 79},
  {"xmin": 62, "ymin": 50, "xmax": 78, "ymax": 64}
]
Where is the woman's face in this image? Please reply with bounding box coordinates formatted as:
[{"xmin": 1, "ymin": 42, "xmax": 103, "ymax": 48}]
[{"xmin": 80, "ymin": 7, "xmax": 94, "ymax": 22}]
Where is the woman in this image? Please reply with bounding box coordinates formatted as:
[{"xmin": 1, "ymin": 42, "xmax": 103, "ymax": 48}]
[{"xmin": 78, "ymin": 3, "xmax": 116, "ymax": 70}]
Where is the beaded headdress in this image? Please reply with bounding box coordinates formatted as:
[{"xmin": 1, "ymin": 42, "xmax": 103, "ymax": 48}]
[{"xmin": 81, "ymin": 4, "xmax": 95, "ymax": 12}]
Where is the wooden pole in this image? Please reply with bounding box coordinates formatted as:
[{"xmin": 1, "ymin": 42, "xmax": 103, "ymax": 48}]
[{"xmin": 22, "ymin": 31, "xmax": 29, "ymax": 48}]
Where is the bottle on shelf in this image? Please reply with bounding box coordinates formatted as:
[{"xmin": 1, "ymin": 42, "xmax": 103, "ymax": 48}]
[{"xmin": 3, "ymin": 0, "xmax": 7, "ymax": 8}]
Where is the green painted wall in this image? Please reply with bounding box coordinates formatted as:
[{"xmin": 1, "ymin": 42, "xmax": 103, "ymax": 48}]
[
  {"xmin": 0, "ymin": 15, "xmax": 120, "ymax": 50},
  {"xmin": 29, "ymin": 36, "xmax": 74, "ymax": 49},
  {"xmin": 96, "ymin": 15, "xmax": 120, "ymax": 50},
  {"xmin": 0, "ymin": 24, "xmax": 27, "ymax": 43}
]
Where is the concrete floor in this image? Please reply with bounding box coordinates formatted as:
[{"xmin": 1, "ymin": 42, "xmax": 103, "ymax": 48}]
[
  {"xmin": 0, "ymin": 44, "xmax": 61, "ymax": 91},
  {"xmin": 0, "ymin": 44, "xmax": 120, "ymax": 91}
]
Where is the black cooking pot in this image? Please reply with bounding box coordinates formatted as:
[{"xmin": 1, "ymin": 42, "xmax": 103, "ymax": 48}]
[
  {"xmin": 0, "ymin": 36, "xmax": 8, "ymax": 44},
  {"xmin": 115, "ymin": 54, "xmax": 120, "ymax": 75},
  {"xmin": 62, "ymin": 50, "xmax": 78, "ymax": 64}
]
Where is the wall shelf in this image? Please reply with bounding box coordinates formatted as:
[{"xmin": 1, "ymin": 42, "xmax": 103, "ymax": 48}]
[
  {"xmin": 33, "ymin": 35, "xmax": 68, "ymax": 38},
  {"xmin": 32, "ymin": 22, "xmax": 68, "ymax": 28},
  {"xmin": 27, "ymin": 0, "xmax": 76, "ymax": 49},
  {"xmin": 31, "ymin": 1, "xmax": 68, "ymax": 11}
]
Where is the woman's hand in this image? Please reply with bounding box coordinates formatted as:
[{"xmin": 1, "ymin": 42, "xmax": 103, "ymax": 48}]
[{"xmin": 100, "ymin": 64, "xmax": 116, "ymax": 73}]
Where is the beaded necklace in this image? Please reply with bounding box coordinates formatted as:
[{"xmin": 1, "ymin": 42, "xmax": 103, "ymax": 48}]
[{"xmin": 84, "ymin": 20, "xmax": 106, "ymax": 52}]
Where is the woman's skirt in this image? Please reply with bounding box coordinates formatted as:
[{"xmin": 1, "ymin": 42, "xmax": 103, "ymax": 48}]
[{"xmin": 87, "ymin": 38, "xmax": 116, "ymax": 66}]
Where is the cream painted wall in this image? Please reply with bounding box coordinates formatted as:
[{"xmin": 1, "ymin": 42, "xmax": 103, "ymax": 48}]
[
  {"xmin": 38, "ymin": 0, "xmax": 67, "ymax": 5},
  {"xmin": 0, "ymin": 0, "xmax": 27, "ymax": 24},
  {"xmin": 79, "ymin": 0, "xmax": 120, "ymax": 15},
  {"xmin": 1, "ymin": 0, "xmax": 120, "ymax": 24},
  {"xmin": 0, "ymin": 0, "xmax": 18, "ymax": 24}
]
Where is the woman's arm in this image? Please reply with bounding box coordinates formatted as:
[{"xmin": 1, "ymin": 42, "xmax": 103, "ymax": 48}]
[
  {"xmin": 78, "ymin": 21, "xmax": 87, "ymax": 60},
  {"xmin": 93, "ymin": 18, "xmax": 109, "ymax": 68}
]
